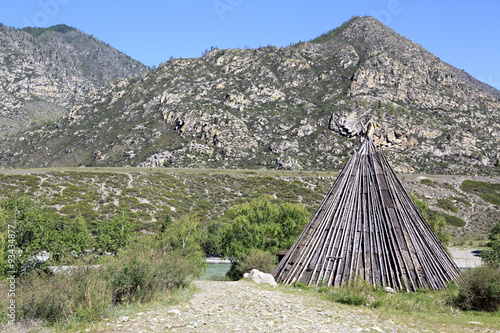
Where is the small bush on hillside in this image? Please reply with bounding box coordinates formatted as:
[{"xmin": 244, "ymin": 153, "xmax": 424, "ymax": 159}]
[
  {"xmin": 460, "ymin": 180, "xmax": 500, "ymax": 205},
  {"xmin": 451, "ymin": 265, "xmax": 500, "ymax": 312},
  {"xmin": 441, "ymin": 213, "xmax": 466, "ymax": 227},
  {"xmin": 436, "ymin": 198, "xmax": 458, "ymax": 213}
]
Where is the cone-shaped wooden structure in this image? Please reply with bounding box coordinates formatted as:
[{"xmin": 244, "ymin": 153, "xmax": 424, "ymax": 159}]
[{"xmin": 273, "ymin": 126, "xmax": 461, "ymax": 291}]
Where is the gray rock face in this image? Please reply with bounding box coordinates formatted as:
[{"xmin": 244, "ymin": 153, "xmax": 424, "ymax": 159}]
[
  {"xmin": 329, "ymin": 112, "xmax": 366, "ymax": 137},
  {"xmin": 0, "ymin": 24, "xmax": 149, "ymax": 138}
]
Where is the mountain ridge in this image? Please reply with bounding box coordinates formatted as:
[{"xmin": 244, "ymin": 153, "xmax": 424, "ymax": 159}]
[
  {"xmin": 1, "ymin": 16, "xmax": 499, "ymax": 175},
  {"xmin": 0, "ymin": 23, "xmax": 149, "ymax": 137}
]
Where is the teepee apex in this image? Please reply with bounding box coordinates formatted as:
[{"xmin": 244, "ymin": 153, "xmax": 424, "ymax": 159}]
[{"xmin": 272, "ymin": 133, "xmax": 461, "ymax": 291}]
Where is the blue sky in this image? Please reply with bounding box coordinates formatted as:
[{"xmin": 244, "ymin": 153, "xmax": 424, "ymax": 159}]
[{"xmin": 1, "ymin": 0, "xmax": 499, "ymax": 90}]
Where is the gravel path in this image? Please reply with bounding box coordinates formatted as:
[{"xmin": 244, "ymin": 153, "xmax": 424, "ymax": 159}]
[
  {"xmin": 3, "ymin": 280, "xmax": 497, "ymax": 332},
  {"xmin": 98, "ymin": 280, "xmax": 430, "ymax": 333}
]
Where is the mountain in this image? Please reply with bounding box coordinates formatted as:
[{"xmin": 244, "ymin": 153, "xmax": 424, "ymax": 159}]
[
  {"xmin": 0, "ymin": 23, "xmax": 149, "ymax": 137},
  {"xmin": 1, "ymin": 17, "xmax": 499, "ymax": 175}
]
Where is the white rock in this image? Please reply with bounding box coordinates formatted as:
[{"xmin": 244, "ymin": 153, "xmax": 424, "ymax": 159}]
[
  {"xmin": 383, "ymin": 286, "xmax": 396, "ymax": 294},
  {"xmin": 245, "ymin": 269, "xmax": 278, "ymax": 286},
  {"xmin": 167, "ymin": 309, "xmax": 181, "ymax": 316}
]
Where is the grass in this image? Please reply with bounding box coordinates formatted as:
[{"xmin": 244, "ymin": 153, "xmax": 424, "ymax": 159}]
[
  {"xmin": 0, "ymin": 233, "xmax": 205, "ymax": 330},
  {"xmin": 279, "ymin": 280, "xmax": 500, "ymax": 332},
  {"xmin": 59, "ymin": 284, "xmax": 195, "ymax": 332}
]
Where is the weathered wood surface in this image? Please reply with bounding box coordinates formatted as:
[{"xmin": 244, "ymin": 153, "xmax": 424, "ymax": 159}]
[{"xmin": 272, "ymin": 135, "xmax": 462, "ymax": 291}]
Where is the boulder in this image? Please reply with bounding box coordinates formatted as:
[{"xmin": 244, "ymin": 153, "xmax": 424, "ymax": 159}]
[
  {"xmin": 383, "ymin": 286, "xmax": 396, "ymax": 294},
  {"xmin": 244, "ymin": 269, "xmax": 278, "ymax": 286}
]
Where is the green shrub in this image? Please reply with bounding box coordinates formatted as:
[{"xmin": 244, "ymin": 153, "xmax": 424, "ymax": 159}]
[
  {"xmin": 451, "ymin": 265, "xmax": 500, "ymax": 312},
  {"xmin": 442, "ymin": 213, "xmax": 466, "ymax": 227},
  {"xmin": 482, "ymin": 222, "xmax": 500, "ymax": 265},
  {"xmin": 5, "ymin": 235, "xmax": 205, "ymax": 326},
  {"xmin": 96, "ymin": 210, "xmax": 132, "ymax": 254},
  {"xmin": 104, "ymin": 243, "xmax": 202, "ymax": 304},
  {"xmin": 219, "ymin": 195, "xmax": 310, "ymax": 260},
  {"xmin": 420, "ymin": 178, "xmax": 435, "ymax": 187},
  {"xmin": 156, "ymin": 214, "xmax": 206, "ymax": 260},
  {"xmin": 17, "ymin": 268, "xmax": 111, "ymax": 324},
  {"xmin": 436, "ymin": 198, "xmax": 458, "ymax": 213},
  {"xmin": 460, "ymin": 180, "xmax": 500, "ymax": 205},
  {"xmin": 226, "ymin": 248, "xmax": 277, "ymax": 280},
  {"xmin": 450, "ymin": 196, "xmax": 472, "ymax": 207},
  {"xmin": 0, "ymin": 196, "xmax": 90, "ymax": 276}
]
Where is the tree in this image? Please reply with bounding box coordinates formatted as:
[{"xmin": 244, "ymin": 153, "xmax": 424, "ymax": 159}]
[
  {"xmin": 0, "ymin": 197, "xmax": 67, "ymax": 275},
  {"xmin": 481, "ymin": 221, "xmax": 500, "ymax": 265},
  {"xmin": 96, "ymin": 210, "xmax": 132, "ymax": 254},
  {"xmin": 157, "ymin": 214, "xmax": 204, "ymax": 259},
  {"xmin": 219, "ymin": 196, "xmax": 310, "ymax": 260},
  {"xmin": 63, "ymin": 213, "xmax": 90, "ymax": 258}
]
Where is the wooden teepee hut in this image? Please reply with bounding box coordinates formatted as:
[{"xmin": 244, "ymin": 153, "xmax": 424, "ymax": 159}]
[{"xmin": 272, "ymin": 124, "xmax": 461, "ymax": 291}]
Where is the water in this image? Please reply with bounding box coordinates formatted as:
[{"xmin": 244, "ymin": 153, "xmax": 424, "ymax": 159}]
[{"xmin": 203, "ymin": 263, "xmax": 232, "ymax": 279}]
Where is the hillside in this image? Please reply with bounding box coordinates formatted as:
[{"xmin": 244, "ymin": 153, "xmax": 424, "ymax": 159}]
[
  {"xmin": 0, "ymin": 17, "xmax": 499, "ymax": 175},
  {"xmin": 0, "ymin": 169, "xmax": 498, "ymax": 241},
  {"xmin": 0, "ymin": 23, "xmax": 149, "ymax": 137}
]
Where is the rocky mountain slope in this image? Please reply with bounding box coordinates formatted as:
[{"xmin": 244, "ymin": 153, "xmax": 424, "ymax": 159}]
[
  {"xmin": 1, "ymin": 17, "xmax": 499, "ymax": 175},
  {"xmin": 0, "ymin": 23, "xmax": 149, "ymax": 137}
]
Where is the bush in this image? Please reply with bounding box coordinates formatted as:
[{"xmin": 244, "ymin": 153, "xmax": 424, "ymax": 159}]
[
  {"xmin": 17, "ymin": 268, "xmax": 111, "ymax": 324},
  {"xmin": 156, "ymin": 214, "xmax": 206, "ymax": 261},
  {"xmin": 0, "ymin": 196, "xmax": 90, "ymax": 276},
  {"xmin": 219, "ymin": 195, "xmax": 310, "ymax": 260},
  {"xmin": 451, "ymin": 265, "xmax": 500, "ymax": 312},
  {"xmin": 460, "ymin": 180, "xmax": 500, "ymax": 205},
  {"xmin": 105, "ymin": 242, "xmax": 203, "ymax": 304},
  {"xmin": 317, "ymin": 278, "xmax": 373, "ymax": 306},
  {"xmin": 481, "ymin": 222, "xmax": 500, "ymax": 265},
  {"xmin": 436, "ymin": 198, "xmax": 458, "ymax": 213},
  {"xmin": 5, "ymin": 236, "xmax": 205, "ymax": 325},
  {"xmin": 226, "ymin": 248, "xmax": 277, "ymax": 280},
  {"xmin": 441, "ymin": 214, "xmax": 466, "ymax": 227},
  {"xmin": 96, "ymin": 210, "xmax": 132, "ymax": 254}
]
